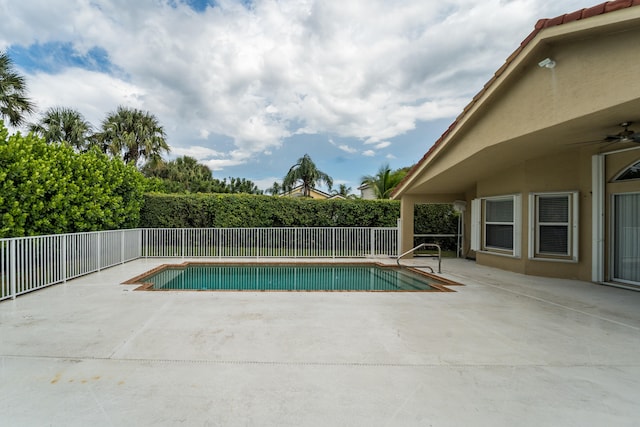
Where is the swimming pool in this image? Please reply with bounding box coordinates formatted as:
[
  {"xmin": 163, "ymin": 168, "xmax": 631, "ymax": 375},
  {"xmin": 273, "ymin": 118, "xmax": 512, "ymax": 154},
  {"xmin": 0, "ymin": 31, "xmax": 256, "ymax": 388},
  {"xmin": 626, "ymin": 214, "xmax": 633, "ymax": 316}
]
[{"xmin": 126, "ymin": 264, "xmax": 454, "ymax": 292}]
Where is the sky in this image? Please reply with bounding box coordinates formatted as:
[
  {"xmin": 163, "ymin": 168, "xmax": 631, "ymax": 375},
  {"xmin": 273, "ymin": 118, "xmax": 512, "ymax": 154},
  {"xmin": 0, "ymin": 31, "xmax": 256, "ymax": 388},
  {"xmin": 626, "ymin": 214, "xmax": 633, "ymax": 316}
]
[{"xmin": 0, "ymin": 0, "xmax": 592, "ymax": 193}]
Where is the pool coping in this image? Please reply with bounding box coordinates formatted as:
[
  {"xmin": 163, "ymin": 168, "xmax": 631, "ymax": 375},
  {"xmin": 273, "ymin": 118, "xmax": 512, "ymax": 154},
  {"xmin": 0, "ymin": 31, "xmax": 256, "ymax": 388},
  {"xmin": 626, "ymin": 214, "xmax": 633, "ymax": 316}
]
[{"xmin": 122, "ymin": 261, "xmax": 462, "ymax": 293}]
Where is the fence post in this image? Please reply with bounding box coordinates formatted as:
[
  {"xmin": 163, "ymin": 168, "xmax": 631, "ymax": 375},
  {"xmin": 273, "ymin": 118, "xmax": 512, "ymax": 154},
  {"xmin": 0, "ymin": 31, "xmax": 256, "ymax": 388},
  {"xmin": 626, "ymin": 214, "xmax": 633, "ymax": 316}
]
[
  {"xmin": 332, "ymin": 228, "xmax": 336, "ymax": 259},
  {"xmin": 61, "ymin": 235, "xmax": 67, "ymax": 283},
  {"xmin": 143, "ymin": 229, "xmax": 147, "ymax": 259},
  {"xmin": 397, "ymin": 218, "xmax": 402, "ymax": 258},
  {"xmin": 10, "ymin": 239, "xmax": 17, "ymax": 299},
  {"xmin": 182, "ymin": 228, "xmax": 185, "ymax": 259},
  {"xmin": 257, "ymin": 228, "xmax": 261, "ymax": 259},
  {"xmin": 121, "ymin": 230, "xmax": 125, "ymax": 264},
  {"xmin": 96, "ymin": 232, "xmax": 101, "ymax": 272},
  {"xmin": 370, "ymin": 228, "xmax": 375, "ymax": 257}
]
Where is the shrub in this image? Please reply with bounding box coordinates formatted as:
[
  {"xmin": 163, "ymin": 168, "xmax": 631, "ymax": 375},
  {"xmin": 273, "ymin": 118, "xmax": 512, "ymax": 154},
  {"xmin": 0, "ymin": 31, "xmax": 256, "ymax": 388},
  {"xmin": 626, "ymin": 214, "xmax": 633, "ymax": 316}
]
[
  {"xmin": 140, "ymin": 193, "xmax": 402, "ymax": 228},
  {"xmin": 139, "ymin": 193, "xmax": 458, "ymax": 242},
  {"xmin": 0, "ymin": 122, "xmax": 145, "ymax": 237}
]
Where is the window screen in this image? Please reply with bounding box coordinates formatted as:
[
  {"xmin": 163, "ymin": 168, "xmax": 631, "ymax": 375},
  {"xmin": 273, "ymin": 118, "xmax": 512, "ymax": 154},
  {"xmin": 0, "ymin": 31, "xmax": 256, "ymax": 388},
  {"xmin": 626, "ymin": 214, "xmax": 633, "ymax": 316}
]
[
  {"xmin": 485, "ymin": 198, "xmax": 514, "ymax": 250},
  {"xmin": 537, "ymin": 195, "xmax": 570, "ymax": 256}
]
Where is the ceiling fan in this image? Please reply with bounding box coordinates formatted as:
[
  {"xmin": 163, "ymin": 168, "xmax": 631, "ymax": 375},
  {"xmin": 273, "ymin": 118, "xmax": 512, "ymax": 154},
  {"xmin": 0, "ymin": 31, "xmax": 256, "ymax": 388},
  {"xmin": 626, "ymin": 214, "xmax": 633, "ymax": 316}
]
[{"xmin": 604, "ymin": 122, "xmax": 640, "ymax": 143}]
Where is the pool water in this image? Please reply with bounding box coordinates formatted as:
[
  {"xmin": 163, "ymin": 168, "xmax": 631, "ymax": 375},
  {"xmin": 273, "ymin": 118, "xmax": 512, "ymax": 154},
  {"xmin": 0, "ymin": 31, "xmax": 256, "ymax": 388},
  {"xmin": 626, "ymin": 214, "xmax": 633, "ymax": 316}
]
[{"xmin": 135, "ymin": 264, "xmax": 445, "ymax": 292}]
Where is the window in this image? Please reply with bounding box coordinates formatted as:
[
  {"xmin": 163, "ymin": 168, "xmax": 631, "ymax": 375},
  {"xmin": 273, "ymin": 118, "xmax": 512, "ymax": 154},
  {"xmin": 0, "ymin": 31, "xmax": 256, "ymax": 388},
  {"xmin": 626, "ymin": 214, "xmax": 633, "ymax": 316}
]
[
  {"xmin": 614, "ymin": 160, "xmax": 640, "ymax": 181},
  {"xmin": 485, "ymin": 198, "xmax": 514, "ymax": 250},
  {"xmin": 529, "ymin": 192, "xmax": 578, "ymax": 261},
  {"xmin": 471, "ymin": 195, "xmax": 521, "ymax": 257}
]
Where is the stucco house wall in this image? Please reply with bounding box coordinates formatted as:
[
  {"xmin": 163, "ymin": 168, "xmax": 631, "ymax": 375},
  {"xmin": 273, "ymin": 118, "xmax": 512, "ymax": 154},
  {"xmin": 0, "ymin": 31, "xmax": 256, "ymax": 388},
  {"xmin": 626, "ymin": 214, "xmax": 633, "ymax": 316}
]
[{"xmin": 392, "ymin": 2, "xmax": 640, "ymax": 287}]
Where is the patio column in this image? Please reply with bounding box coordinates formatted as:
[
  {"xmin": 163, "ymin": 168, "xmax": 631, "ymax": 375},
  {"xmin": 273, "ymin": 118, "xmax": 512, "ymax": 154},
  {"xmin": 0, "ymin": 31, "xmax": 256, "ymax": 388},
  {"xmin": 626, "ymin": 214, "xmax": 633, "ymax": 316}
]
[{"xmin": 399, "ymin": 195, "xmax": 416, "ymax": 258}]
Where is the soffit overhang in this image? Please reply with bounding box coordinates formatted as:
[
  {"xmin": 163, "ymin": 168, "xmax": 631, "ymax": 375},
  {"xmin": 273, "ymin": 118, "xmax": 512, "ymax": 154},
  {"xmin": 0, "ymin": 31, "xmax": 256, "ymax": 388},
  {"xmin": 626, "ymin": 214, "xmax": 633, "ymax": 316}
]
[{"xmin": 392, "ymin": 3, "xmax": 640, "ymax": 199}]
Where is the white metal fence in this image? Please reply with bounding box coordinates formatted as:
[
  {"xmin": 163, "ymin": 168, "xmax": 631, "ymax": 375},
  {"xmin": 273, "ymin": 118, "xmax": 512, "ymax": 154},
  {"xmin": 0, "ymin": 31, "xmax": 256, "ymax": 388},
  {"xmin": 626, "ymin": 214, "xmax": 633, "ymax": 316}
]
[
  {"xmin": 1, "ymin": 229, "xmax": 142, "ymax": 301},
  {"xmin": 142, "ymin": 227, "xmax": 398, "ymax": 258},
  {"xmin": 1, "ymin": 227, "xmax": 398, "ymax": 301}
]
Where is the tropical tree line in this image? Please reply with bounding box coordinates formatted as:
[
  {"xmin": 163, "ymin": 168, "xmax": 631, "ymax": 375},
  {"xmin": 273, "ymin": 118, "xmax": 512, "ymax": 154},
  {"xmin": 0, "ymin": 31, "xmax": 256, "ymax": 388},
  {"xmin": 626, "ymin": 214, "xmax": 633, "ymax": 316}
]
[
  {"xmin": 142, "ymin": 156, "xmax": 262, "ymax": 194},
  {"xmin": 1, "ymin": 50, "xmax": 263, "ymax": 195},
  {"xmin": 2, "ymin": 50, "xmax": 409, "ymax": 199},
  {"xmin": 267, "ymin": 153, "xmax": 409, "ymax": 200},
  {"xmin": 29, "ymin": 105, "xmax": 170, "ymax": 167},
  {"xmin": 0, "ymin": 50, "xmax": 446, "ymax": 239}
]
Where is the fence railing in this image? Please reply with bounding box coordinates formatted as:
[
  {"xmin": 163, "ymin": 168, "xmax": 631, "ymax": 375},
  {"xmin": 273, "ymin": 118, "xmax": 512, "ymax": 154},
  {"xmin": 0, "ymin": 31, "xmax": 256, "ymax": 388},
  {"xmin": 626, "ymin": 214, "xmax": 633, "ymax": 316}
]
[
  {"xmin": 143, "ymin": 227, "xmax": 398, "ymax": 258},
  {"xmin": 1, "ymin": 230, "xmax": 143, "ymax": 302},
  {"xmin": 1, "ymin": 227, "xmax": 398, "ymax": 301}
]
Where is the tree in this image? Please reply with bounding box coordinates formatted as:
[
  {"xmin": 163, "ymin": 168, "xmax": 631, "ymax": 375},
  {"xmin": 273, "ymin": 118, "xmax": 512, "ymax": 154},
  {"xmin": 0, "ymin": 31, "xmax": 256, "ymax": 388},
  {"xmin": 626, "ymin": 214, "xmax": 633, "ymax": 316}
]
[
  {"xmin": 223, "ymin": 177, "xmax": 263, "ymax": 195},
  {"xmin": 142, "ymin": 155, "xmax": 215, "ymax": 193},
  {"xmin": 282, "ymin": 154, "xmax": 333, "ymax": 197},
  {"xmin": 361, "ymin": 164, "xmax": 408, "ymax": 199},
  {"xmin": 266, "ymin": 181, "xmax": 281, "ymax": 196},
  {"xmin": 0, "ymin": 121, "xmax": 145, "ymax": 237},
  {"xmin": 29, "ymin": 107, "xmax": 93, "ymax": 151},
  {"xmin": 331, "ymin": 184, "xmax": 354, "ymax": 198},
  {"xmin": 98, "ymin": 106, "xmax": 169, "ymax": 166},
  {"xmin": 142, "ymin": 156, "xmax": 262, "ymax": 194},
  {"xmin": 0, "ymin": 51, "xmax": 35, "ymax": 127}
]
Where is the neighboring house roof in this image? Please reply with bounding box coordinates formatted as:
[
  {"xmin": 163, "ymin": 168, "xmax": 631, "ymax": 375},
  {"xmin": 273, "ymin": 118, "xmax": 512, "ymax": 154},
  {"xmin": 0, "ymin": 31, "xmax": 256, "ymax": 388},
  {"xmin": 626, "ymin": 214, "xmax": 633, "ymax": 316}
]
[
  {"xmin": 281, "ymin": 185, "xmax": 336, "ymax": 199},
  {"xmin": 392, "ymin": 0, "xmax": 640, "ymax": 199}
]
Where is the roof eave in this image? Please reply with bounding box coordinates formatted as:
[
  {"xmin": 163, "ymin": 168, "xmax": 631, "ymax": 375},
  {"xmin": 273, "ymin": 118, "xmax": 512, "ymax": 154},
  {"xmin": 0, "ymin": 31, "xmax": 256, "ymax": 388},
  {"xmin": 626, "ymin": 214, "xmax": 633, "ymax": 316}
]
[{"xmin": 391, "ymin": 0, "xmax": 640, "ymax": 200}]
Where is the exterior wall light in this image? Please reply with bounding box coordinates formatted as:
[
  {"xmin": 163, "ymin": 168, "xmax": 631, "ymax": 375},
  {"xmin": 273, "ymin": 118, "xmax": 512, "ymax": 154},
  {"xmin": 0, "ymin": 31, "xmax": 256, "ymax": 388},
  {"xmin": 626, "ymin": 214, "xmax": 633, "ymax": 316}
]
[{"xmin": 538, "ymin": 58, "xmax": 556, "ymax": 68}]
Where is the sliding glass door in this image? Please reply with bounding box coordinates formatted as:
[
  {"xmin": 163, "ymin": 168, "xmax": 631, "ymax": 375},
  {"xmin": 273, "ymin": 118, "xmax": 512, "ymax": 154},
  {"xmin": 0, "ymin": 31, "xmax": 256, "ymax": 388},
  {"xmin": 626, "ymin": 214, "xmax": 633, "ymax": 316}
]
[{"xmin": 613, "ymin": 193, "xmax": 640, "ymax": 286}]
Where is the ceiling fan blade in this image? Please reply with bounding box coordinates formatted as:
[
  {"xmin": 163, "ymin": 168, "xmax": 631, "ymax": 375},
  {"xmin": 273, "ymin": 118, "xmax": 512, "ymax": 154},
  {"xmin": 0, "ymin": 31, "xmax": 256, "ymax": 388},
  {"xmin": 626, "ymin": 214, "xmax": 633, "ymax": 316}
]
[{"xmin": 605, "ymin": 135, "xmax": 622, "ymax": 141}]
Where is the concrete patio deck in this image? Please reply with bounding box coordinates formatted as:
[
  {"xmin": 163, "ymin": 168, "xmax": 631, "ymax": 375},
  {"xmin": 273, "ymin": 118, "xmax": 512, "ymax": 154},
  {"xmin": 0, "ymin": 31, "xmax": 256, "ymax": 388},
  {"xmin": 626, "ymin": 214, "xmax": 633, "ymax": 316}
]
[{"xmin": 1, "ymin": 257, "xmax": 639, "ymax": 426}]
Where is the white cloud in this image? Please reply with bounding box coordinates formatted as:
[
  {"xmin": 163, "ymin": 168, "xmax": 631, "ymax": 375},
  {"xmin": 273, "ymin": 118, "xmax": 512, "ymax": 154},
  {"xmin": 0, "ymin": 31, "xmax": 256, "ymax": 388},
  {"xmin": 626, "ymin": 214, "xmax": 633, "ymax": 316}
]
[
  {"xmin": 170, "ymin": 145, "xmax": 224, "ymax": 159},
  {"xmin": 1, "ymin": 0, "xmax": 593, "ymax": 184},
  {"xmin": 202, "ymin": 157, "xmax": 247, "ymax": 171},
  {"xmin": 27, "ymin": 68, "xmax": 144, "ymax": 128},
  {"xmin": 338, "ymin": 144, "xmax": 358, "ymax": 154},
  {"xmin": 253, "ymin": 176, "xmax": 281, "ymax": 191},
  {"xmin": 329, "ymin": 137, "xmax": 358, "ymax": 154}
]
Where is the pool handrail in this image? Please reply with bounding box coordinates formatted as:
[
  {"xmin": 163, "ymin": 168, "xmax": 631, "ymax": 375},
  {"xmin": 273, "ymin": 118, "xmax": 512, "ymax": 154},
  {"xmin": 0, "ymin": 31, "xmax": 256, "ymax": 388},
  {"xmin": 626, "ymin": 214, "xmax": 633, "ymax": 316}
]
[{"xmin": 396, "ymin": 243, "xmax": 441, "ymax": 273}]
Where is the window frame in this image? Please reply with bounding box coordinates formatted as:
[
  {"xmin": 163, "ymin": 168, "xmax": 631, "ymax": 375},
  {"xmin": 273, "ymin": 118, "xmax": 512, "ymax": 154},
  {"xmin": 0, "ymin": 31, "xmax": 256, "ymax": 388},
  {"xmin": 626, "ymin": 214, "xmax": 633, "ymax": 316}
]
[
  {"xmin": 528, "ymin": 191, "xmax": 579, "ymax": 262},
  {"xmin": 471, "ymin": 194, "xmax": 521, "ymax": 258},
  {"xmin": 613, "ymin": 160, "xmax": 640, "ymax": 182}
]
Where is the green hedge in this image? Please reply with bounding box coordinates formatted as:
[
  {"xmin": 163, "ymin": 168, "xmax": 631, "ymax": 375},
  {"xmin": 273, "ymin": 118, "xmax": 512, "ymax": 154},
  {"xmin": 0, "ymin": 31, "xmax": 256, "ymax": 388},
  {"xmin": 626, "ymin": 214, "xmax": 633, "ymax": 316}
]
[
  {"xmin": 414, "ymin": 204, "xmax": 459, "ymax": 252},
  {"xmin": 0, "ymin": 123, "xmax": 146, "ymax": 237},
  {"xmin": 140, "ymin": 193, "xmax": 401, "ymax": 228},
  {"xmin": 140, "ymin": 194, "xmax": 458, "ymax": 231}
]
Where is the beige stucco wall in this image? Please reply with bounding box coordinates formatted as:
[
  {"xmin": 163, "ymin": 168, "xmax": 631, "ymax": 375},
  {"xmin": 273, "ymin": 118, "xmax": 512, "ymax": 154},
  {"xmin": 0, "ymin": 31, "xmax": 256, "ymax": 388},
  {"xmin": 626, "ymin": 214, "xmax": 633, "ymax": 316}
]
[
  {"xmin": 468, "ymin": 147, "xmax": 640, "ymax": 281},
  {"xmin": 401, "ymin": 14, "xmax": 640, "ymax": 198},
  {"xmin": 397, "ymin": 10, "xmax": 640, "ymax": 282},
  {"xmin": 473, "ymin": 149, "xmax": 592, "ymax": 280}
]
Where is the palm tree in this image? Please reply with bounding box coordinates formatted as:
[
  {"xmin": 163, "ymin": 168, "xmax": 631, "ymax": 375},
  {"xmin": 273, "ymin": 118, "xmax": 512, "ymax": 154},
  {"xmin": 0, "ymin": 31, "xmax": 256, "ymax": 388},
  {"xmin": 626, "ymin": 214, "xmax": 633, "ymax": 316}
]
[
  {"xmin": 98, "ymin": 106, "xmax": 169, "ymax": 166},
  {"xmin": 0, "ymin": 51, "xmax": 35, "ymax": 127},
  {"xmin": 266, "ymin": 181, "xmax": 281, "ymax": 196},
  {"xmin": 142, "ymin": 155, "xmax": 215, "ymax": 193},
  {"xmin": 331, "ymin": 184, "xmax": 354, "ymax": 198},
  {"xmin": 29, "ymin": 107, "xmax": 93, "ymax": 151},
  {"xmin": 361, "ymin": 164, "xmax": 408, "ymax": 199},
  {"xmin": 282, "ymin": 154, "xmax": 333, "ymax": 197}
]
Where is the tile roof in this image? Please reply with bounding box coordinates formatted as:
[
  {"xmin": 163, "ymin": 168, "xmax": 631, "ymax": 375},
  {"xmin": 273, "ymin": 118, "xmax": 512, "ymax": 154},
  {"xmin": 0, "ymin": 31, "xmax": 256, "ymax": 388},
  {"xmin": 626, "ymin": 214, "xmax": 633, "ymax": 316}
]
[{"xmin": 392, "ymin": 0, "xmax": 640, "ymax": 198}]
